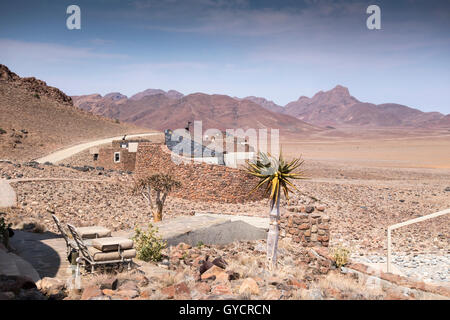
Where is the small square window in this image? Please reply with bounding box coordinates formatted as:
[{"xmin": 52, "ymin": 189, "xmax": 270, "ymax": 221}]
[
  {"xmin": 114, "ymin": 152, "xmax": 120, "ymax": 163},
  {"xmin": 93, "ymin": 154, "xmax": 98, "ymax": 161}
]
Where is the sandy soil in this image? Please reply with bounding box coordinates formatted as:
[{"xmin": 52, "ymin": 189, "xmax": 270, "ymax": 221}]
[{"xmin": 280, "ymin": 128, "xmax": 450, "ymax": 169}]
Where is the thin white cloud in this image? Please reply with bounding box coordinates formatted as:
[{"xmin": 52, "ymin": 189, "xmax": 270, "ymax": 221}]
[{"xmin": 0, "ymin": 39, "xmax": 128, "ymax": 62}]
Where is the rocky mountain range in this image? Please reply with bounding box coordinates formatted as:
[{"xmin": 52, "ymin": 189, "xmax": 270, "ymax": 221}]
[
  {"xmin": 282, "ymin": 85, "xmax": 447, "ymax": 128},
  {"xmin": 73, "ymin": 91, "xmax": 320, "ymax": 135},
  {"xmin": 73, "ymin": 85, "xmax": 449, "ymax": 131}
]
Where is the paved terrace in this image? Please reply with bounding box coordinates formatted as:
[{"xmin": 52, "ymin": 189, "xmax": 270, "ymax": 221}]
[{"xmin": 8, "ymin": 215, "xmax": 268, "ymax": 281}]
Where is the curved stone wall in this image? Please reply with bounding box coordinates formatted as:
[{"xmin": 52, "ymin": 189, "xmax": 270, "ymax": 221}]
[{"xmin": 135, "ymin": 143, "xmax": 266, "ymax": 203}]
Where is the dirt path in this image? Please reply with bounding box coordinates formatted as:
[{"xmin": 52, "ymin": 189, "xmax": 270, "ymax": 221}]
[{"xmin": 35, "ymin": 132, "xmax": 161, "ymax": 164}]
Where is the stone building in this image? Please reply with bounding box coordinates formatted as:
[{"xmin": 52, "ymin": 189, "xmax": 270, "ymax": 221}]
[
  {"xmin": 92, "ymin": 129, "xmax": 256, "ymax": 172},
  {"xmin": 92, "ymin": 139, "xmax": 147, "ymax": 172}
]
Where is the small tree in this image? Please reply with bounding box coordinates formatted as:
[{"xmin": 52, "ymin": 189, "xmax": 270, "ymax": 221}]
[
  {"xmin": 132, "ymin": 174, "xmax": 181, "ymax": 222},
  {"xmin": 245, "ymin": 152, "xmax": 305, "ymax": 270}
]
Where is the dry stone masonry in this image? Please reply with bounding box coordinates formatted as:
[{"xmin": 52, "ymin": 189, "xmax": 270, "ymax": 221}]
[
  {"xmin": 135, "ymin": 143, "xmax": 265, "ymax": 203},
  {"xmin": 280, "ymin": 211, "xmax": 330, "ymax": 247}
]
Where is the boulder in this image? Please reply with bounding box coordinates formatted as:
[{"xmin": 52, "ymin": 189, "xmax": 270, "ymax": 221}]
[
  {"xmin": 199, "ymin": 260, "xmax": 214, "ymax": 275},
  {"xmin": 201, "ymin": 265, "xmax": 225, "ymax": 280},
  {"xmin": 161, "ymin": 282, "xmax": 190, "ymax": 299},
  {"xmin": 37, "ymin": 277, "xmax": 65, "ymax": 296},
  {"xmin": 212, "ymin": 257, "xmax": 228, "ymax": 269},
  {"xmin": 239, "ymin": 278, "xmax": 260, "ymax": 296},
  {"xmin": 81, "ymin": 286, "xmax": 103, "ymax": 300}
]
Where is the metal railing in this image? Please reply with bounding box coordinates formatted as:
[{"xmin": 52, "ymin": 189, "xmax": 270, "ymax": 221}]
[{"xmin": 387, "ymin": 208, "xmax": 450, "ymax": 273}]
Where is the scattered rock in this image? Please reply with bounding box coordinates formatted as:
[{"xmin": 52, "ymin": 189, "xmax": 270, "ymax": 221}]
[
  {"xmin": 201, "ymin": 265, "xmax": 226, "ymax": 281},
  {"xmin": 81, "ymin": 286, "xmax": 103, "ymax": 300},
  {"xmin": 199, "ymin": 260, "xmax": 214, "ymax": 275},
  {"xmin": 212, "ymin": 257, "xmax": 228, "ymax": 269},
  {"xmin": 37, "ymin": 277, "xmax": 65, "ymax": 297},
  {"xmin": 239, "ymin": 278, "xmax": 260, "ymax": 296},
  {"xmin": 305, "ymin": 206, "xmax": 315, "ymax": 213},
  {"xmin": 161, "ymin": 282, "xmax": 190, "ymax": 299}
]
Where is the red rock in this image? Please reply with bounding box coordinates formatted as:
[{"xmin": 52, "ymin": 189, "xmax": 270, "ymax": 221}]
[
  {"xmin": 140, "ymin": 288, "xmax": 153, "ymax": 299},
  {"xmin": 194, "ymin": 282, "xmax": 211, "ymax": 294},
  {"xmin": 116, "ymin": 289, "xmax": 139, "ymax": 299},
  {"xmin": 81, "ymin": 286, "xmax": 103, "ymax": 300},
  {"xmin": 212, "ymin": 284, "xmax": 232, "ymax": 295},
  {"xmin": 288, "ymin": 278, "xmax": 307, "ymax": 289},
  {"xmin": 161, "ymin": 282, "xmax": 190, "ymax": 299},
  {"xmin": 102, "ymin": 289, "xmax": 115, "ymax": 296},
  {"xmin": 214, "ymin": 272, "xmax": 230, "ymax": 283}
]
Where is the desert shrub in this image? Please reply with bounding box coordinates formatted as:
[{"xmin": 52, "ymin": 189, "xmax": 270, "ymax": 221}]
[
  {"xmin": 132, "ymin": 223, "xmax": 166, "ymax": 262},
  {"xmin": 0, "ymin": 216, "xmax": 12, "ymax": 246},
  {"xmin": 196, "ymin": 241, "xmax": 204, "ymax": 248},
  {"xmin": 0, "ymin": 128, "xmax": 6, "ymax": 134},
  {"xmin": 332, "ymin": 246, "xmax": 350, "ymax": 268},
  {"xmin": 21, "ymin": 220, "xmax": 46, "ymax": 233},
  {"xmin": 114, "ymin": 118, "xmax": 120, "ymax": 124},
  {"xmin": 33, "ymin": 93, "xmax": 40, "ymax": 99}
]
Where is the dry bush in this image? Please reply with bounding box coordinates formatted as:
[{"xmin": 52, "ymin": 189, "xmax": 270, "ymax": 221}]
[
  {"xmin": 16, "ymin": 218, "xmax": 47, "ymax": 233},
  {"xmin": 332, "ymin": 246, "xmax": 350, "ymax": 268},
  {"xmin": 226, "ymin": 252, "xmax": 260, "ymax": 278},
  {"xmin": 318, "ymin": 272, "xmax": 384, "ymax": 300}
]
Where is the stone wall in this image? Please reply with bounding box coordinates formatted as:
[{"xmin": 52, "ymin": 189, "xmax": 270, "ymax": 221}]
[
  {"xmin": 280, "ymin": 212, "xmax": 330, "ymax": 247},
  {"xmin": 135, "ymin": 143, "xmax": 265, "ymax": 203},
  {"xmin": 97, "ymin": 146, "xmax": 136, "ymax": 172}
]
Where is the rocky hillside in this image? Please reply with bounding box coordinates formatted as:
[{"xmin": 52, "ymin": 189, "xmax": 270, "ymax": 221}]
[
  {"xmin": 284, "ymin": 85, "xmax": 447, "ymax": 127},
  {"xmin": 73, "ymin": 92, "xmax": 322, "ymax": 136},
  {"xmin": 0, "ymin": 65, "xmax": 144, "ymax": 161}
]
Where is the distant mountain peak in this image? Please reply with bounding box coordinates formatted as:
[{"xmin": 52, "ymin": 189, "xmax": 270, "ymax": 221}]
[
  {"xmin": 331, "ymin": 85, "xmax": 350, "ymax": 93},
  {"xmin": 104, "ymin": 92, "xmax": 127, "ymax": 101},
  {"xmin": 130, "ymin": 88, "xmax": 184, "ymax": 101},
  {"xmin": 284, "ymin": 85, "xmax": 445, "ymax": 128}
]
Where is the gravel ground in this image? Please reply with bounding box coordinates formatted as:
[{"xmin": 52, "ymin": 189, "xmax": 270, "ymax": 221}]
[{"xmin": 2, "ymin": 159, "xmax": 449, "ymax": 286}]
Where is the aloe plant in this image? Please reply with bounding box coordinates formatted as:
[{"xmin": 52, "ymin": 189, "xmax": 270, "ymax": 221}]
[{"xmin": 245, "ymin": 151, "xmax": 305, "ymax": 269}]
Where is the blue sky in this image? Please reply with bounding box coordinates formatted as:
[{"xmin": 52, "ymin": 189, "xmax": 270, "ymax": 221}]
[{"xmin": 0, "ymin": 0, "xmax": 449, "ymax": 113}]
